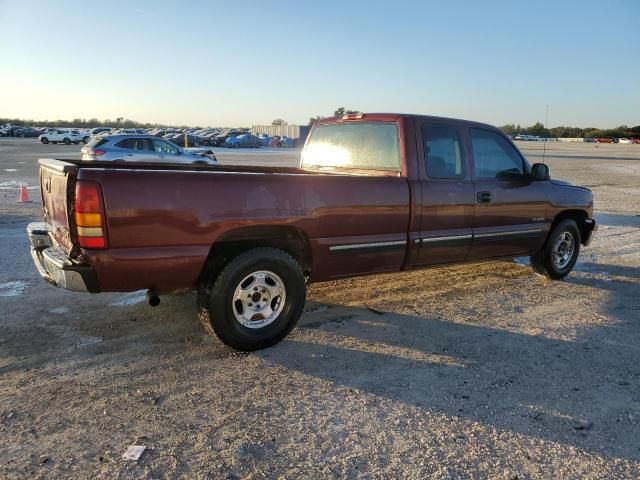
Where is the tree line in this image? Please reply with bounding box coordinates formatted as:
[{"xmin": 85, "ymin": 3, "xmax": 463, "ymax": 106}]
[{"xmin": 500, "ymin": 122, "xmax": 640, "ymax": 139}]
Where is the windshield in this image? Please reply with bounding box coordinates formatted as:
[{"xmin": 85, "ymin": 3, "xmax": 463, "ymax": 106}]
[{"xmin": 302, "ymin": 122, "xmax": 400, "ymax": 171}]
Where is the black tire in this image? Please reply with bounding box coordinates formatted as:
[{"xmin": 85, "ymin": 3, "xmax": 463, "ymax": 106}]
[
  {"xmin": 73, "ymin": 141, "xmax": 80, "ymax": 145},
  {"xmin": 52, "ymin": 141, "xmax": 58, "ymax": 144},
  {"xmin": 233, "ymin": 142, "xmax": 240, "ymax": 148},
  {"xmin": 41, "ymin": 138, "xmax": 49, "ymax": 144},
  {"xmin": 63, "ymin": 138, "xmax": 71, "ymax": 145},
  {"xmin": 83, "ymin": 136, "xmax": 89, "ymax": 144},
  {"xmin": 530, "ymin": 219, "xmax": 581, "ymax": 279},
  {"xmin": 198, "ymin": 247, "xmax": 306, "ymax": 351}
]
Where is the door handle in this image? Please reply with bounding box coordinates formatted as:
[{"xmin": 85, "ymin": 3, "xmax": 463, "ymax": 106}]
[{"xmin": 477, "ymin": 191, "xmax": 492, "ymax": 203}]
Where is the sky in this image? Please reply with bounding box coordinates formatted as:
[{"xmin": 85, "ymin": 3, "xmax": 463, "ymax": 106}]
[{"xmin": 0, "ymin": 0, "xmax": 638, "ymax": 128}]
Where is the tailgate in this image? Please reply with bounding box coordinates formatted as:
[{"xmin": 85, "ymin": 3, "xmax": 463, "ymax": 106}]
[{"xmin": 38, "ymin": 159, "xmax": 78, "ymax": 254}]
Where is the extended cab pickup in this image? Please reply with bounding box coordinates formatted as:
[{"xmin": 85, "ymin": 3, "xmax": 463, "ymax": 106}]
[{"xmin": 28, "ymin": 113, "xmax": 596, "ymax": 350}]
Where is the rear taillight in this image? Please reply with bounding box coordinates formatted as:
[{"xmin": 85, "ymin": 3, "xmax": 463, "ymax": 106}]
[
  {"xmin": 94, "ymin": 149, "xmax": 105, "ymax": 156},
  {"xmin": 74, "ymin": 181, "xmax": 107, "ymax": 249}
]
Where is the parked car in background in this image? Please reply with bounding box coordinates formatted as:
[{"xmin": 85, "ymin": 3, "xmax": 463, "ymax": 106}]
[
  {"xmin": 8, "ymin": 126, "xmax": 26, "ymax": 136},
  {"xmin": 257, "ymin": 134, "xmax": 271, "ymax": 146},
  {"xmin": 39, "ymin": 129, "xmax": 84, "ymax": 144},
  {"xmin": 111, "ymin": 128, "xmax": 146, "ymax": 135},
  {"xmin": 618, "ymin": 138, "xmax": 633, "ymax": 144},
  {"xmin": 166, "ymin": 133, "xmax": 202, "ymax": 147},
  {"xmin": 594, "ymin": 137, "xmax": 614, "ymax": 143},
  {"xmin": 0, "ymin": 126, "xmax": 9, "ymax": 136},
  {"xmin": 224, "ymin": 133, "xmax": 261, "ymax": 148},
  {"xmin": 211, "ymin": 129, "xmax": 248, "ymax": 146},
  {"xmin": 80, "ymin": 135, "xmax": 217, "ymax": 164},
  {"xmin": 82, "ymin": 128, "xmax": 111, "ymax": 143},
  {"xmin": 14, "ymin": 127, "xmax": 40, "ymax": 138},
  {"xmin": 631, "ymin": 138, "xmax": 640, "ymax": 144}
]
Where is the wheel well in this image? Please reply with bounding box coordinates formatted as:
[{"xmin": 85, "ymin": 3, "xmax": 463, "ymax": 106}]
[
  {"xmin": 550, "ymin": 210, "xmax": 588, "ymax": 243},
  {"xmin": 197, "ymin": 226, "xmax": 312, "ymax": 289}
]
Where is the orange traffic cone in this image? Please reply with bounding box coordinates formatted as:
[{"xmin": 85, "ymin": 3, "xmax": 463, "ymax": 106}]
[{"xmin": 19, "ymin": 184, "xmax": 30, "ymax": 203}]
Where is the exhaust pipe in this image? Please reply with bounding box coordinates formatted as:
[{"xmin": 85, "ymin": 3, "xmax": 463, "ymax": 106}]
[{"xmin": 146, "ymin": 290, "xmax": 160, "ymax": 307}]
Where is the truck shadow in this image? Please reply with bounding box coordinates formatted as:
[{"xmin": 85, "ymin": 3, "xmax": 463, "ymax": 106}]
[
  {"xmin": 594, "ymin": 212, "xmax": 640, "ymax": 228},
  {"xmin": 262, "ymin": 262, "xmax": 640, "ymax": 462}
]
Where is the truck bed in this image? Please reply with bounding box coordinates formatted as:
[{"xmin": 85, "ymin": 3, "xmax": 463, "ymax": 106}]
[{"xmin": 37, "ymin": 158, "xmax": 411, "ymax": 293}]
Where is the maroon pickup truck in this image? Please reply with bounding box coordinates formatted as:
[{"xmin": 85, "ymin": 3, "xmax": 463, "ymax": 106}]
[{"xmin": 28, "ymin": 113, "xmax": 596, "ymax": 350}]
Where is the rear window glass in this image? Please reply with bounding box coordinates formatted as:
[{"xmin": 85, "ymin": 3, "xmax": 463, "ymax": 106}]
[
  {"xmin": 302, "ymin": 122, "xmax": 400, "ymax": 171},
  {"xmin": 86, "ymin": 137, "xmax": 107, "ymax": 148}
]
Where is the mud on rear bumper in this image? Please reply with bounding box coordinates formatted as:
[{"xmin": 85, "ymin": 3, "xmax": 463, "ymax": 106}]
[{"xmin": 27, "ymin": 222, "xmax": 99, "ymax": 293}]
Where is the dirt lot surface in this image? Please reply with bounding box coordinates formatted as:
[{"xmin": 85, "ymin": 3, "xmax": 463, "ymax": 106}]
[{"xmin": 1, "ymin": 138, "xmax": 639, "ymax": 479}]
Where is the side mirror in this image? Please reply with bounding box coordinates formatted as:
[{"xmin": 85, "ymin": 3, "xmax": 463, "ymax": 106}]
[{"xmin": 531, "ymin": 163, "xmax": 550, "ymax": 181}]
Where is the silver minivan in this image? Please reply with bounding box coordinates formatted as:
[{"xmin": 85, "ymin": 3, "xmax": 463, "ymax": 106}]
[{"xmin": 81, "ymin": 135, "xmax": 217, "ymax": 164}]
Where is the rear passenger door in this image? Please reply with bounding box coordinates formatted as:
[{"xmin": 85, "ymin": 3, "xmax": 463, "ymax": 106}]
[
  {"xmin": 467, "ymin": 127, "xmax": 549, "ymax": 259},
  {"xmin": 415, "ymin": 121, "xmax": 475, "ymax": 265}
]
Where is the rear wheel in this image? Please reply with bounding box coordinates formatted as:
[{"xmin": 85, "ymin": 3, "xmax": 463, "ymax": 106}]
[
  {"xmin": 530, "ymin": 219, "xmax": 580, "ymax": 279},
  {"xmin": 198, "ymin": 247, "xmax": 306, "ymax": 351},
  {"xmin": 83, "ymin": 136, "xmax": 89, "ymax": 144},
  {"xmin": 63, "ymin": 138, "xmax": 71, "ymax": 145},
  {"xmin": 41, "ymin": 138, "xmax": 49, "ymax": 144}
]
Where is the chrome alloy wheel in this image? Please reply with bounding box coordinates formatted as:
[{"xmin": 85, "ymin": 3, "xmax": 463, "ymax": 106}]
[
  {"xmin": 232, "ymin": 270, "xmax": 286, "ymax": 329},
  {"xmin": 553, "ymin": 231, "xmax": 575, "ymax": 269}
]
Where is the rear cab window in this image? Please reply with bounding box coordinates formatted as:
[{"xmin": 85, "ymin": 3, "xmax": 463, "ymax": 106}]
[
  {"xmin": 302, "ymin": 122, "xmax": 400, "ymax": 172},
  {"xmin": 423, "ymin": 124, "xmax": 466, "ymax": 179}
]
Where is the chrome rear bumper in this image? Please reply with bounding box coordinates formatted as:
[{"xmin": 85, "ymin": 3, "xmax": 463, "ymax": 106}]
[{"xmin": 27, "ymin": 222, "xmax": 99, "ymax": 293}]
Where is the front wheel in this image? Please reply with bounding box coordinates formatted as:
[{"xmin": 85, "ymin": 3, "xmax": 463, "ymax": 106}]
[
  {"xmin": 198, "ymin": 247, "xmax": 306, "ymax": 351},
  {"xmin": 530, "ymin": 219, "xmax": 581, "ymax": 279},
  {"xmin": 63, "ymin": 138, "xmax": 71, "ymax": 145},
  {"xmin": 41, "ymin": 138, "xmax": 49, "ymax": 144}
]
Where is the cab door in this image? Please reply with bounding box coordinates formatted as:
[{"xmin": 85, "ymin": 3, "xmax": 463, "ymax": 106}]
[
  {"xmin": 414, "ymin": 121, "xmax": 475, "ymax": 266},
  {"xmin": 467, "ymin": 127, "xmax": 550, "ymax": 259}
]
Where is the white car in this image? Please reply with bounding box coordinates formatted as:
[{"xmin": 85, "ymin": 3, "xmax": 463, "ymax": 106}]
[
  {"xmin": 618, "ymin": 138, "xmax": 633, "ymax": 144},
  {"xmin": 39, "ymin": 129, "xmax": 84, "ymax": 145}
]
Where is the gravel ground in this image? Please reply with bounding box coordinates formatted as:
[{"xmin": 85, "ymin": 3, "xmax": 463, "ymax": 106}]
[{"xmin": 0, "ymin": 138, "xmax": 639, "ymax": 479}]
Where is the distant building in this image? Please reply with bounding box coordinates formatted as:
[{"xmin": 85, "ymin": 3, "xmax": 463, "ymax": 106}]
[{"xmin": 251, "ymin": 124, "xmax": 310, "ymax": 144}]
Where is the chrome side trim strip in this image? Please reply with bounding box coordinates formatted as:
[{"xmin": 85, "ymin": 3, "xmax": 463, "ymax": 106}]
[
  {"xmin": 329, "ymin": 240, "xmax": 407, "ymax": 252},
  {"xmin": 473, "ymin": 228, "xmax": 543, "ymax": 239},
  {"xmin": 421, "ymin": 234, "xmax": 473, "ymax": 243}
]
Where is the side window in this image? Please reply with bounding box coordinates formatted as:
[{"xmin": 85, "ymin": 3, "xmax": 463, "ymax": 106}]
[
  {"xmin": 152, "ymin": 139, "xmax": 179, "ymax": 154},
  {"xmin": 115, "ymin": 138, "xmax": 151, "ymax": 150},
  {"xmin": 422, "ymin": 123, "xmax": 465, "ymax": 179},
  {"xmin": 470, "ymin": 128, "xmax": 524, "ymax": 179}
]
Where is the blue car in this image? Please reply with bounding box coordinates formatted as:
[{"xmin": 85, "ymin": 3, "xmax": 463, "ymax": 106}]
[{"xmin": 224, "ymin": 134, "xmax": 262, "ymax": 148}]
